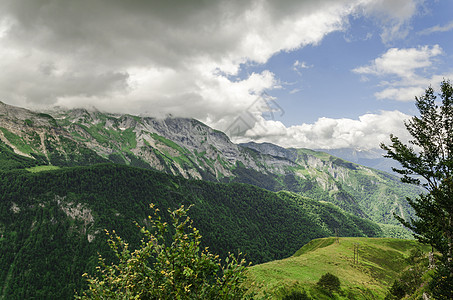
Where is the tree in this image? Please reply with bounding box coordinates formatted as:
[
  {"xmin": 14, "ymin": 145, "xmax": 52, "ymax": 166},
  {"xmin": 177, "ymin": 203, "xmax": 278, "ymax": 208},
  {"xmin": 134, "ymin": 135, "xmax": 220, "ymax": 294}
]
[
  {"xmin": 316, "ymin": 272, "xmax": 340, "ymax": 294},
  {"xmin": 380, "ymin": 79, "xmax": 453, "ymax": 299},
  {"xmin": 76, "ymin": 204, "xmax": 250, "ymax": 299}
]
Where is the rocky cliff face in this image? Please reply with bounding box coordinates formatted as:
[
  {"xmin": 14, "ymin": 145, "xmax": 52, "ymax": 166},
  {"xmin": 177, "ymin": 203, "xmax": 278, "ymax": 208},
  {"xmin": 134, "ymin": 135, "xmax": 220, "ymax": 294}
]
[
  {"xmin": 0, "ymin": 102, "xmax": 296, "ymax": 179},
  {"xmin": 0, "ymin": 101, "xmax": 419, "ymax": 225}
]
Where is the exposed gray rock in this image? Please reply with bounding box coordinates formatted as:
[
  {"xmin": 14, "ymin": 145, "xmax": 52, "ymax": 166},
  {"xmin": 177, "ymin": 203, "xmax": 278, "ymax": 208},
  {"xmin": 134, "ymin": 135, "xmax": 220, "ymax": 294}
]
[{"xmin": 0, "ymin": 102, "xmax": 420, "ymax": 226}]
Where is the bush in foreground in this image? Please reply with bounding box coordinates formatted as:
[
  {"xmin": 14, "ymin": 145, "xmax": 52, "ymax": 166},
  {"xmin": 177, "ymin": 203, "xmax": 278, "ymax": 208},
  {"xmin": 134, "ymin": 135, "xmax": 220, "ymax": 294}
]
[{"xmin": 76, "ymin": 204, "xmax": 250, "ymax": 299}]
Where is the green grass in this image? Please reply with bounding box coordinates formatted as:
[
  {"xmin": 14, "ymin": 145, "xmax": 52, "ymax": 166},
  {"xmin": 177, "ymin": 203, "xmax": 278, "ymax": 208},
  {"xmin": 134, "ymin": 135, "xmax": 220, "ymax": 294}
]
[
  {"xmin": 296, "ymin": 148, "xmax": 332, "ymax": 161},
  {"xmin": 119, "ymin": 128, "xmax": 137, "ymax": 150},
  {"xmin": 247, "ymin": 237, "xmax": 430, "ymax": 299},
  {"xmin": 26, "ymin": 165, "xmax": 61, "ymax": 173},
  {"xmin": 148, "ymin": 133, "xmax": 196, "ymax": 168},
  {"xmin": 77, "ymin": 124, "xmax": 109, "ymax": 145},
  {"xmin": 150, "ymin": 133, "xmax": 189, "ymax": 154},
  {"xmin": 0, "ymin": 127, "xmax": 34, "ymax": 154}
]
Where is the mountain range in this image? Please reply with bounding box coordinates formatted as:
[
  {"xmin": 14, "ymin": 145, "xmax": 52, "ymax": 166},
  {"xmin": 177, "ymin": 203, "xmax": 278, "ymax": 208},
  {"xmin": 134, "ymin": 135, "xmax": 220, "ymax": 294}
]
[
  {"xmin": 0, "ymin": 101, "xmax": 423, "ymax": 298},
  {"xmin": 0, "ymin": 101, "xmax": 420, "ymax": 226}
]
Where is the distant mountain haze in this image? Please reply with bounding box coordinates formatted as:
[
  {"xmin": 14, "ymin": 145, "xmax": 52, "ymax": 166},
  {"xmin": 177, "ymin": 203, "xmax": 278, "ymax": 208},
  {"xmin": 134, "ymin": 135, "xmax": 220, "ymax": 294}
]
[{"xmin": 317, "ymin": 148, "xmax": 402, "ymax": 175}]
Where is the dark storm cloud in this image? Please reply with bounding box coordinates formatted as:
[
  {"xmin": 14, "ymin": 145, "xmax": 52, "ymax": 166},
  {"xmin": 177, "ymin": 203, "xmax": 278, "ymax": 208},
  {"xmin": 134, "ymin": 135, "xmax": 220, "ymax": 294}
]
[{"xmin": 1, "ymin": 0, "xmax": 246, "ymax": 69}]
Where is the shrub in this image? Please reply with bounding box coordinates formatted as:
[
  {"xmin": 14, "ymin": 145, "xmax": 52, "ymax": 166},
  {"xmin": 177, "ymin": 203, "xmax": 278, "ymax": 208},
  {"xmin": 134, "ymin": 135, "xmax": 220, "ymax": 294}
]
[
  {"xmin": 385, "ymin": 280, "xmax": 406, "ymax": 300},
  {"xmin": 76, "ymin": 204, "xmax": 250, "ymax": 299},
  {"xmin": 316, "ymin": 272, "xmax": 341, "ymax": 293}
]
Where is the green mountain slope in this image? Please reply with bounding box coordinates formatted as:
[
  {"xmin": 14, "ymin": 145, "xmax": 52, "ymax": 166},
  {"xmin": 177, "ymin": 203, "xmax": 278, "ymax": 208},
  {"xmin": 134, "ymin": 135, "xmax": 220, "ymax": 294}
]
[
  {"xmin": 0, "ymin": 139, "xmax": 42, "ymax": 171},
  {"xmin": 0, "ymin": 102, "xmax": 421, "ymax": 229},
  {"xmin": 0, "ymin": 163, "xmax": 385, "ymax": 299},
  {"xmin": 247, "ymin": 237, "xmax": 431, "ymax": 299},
  {"xmin": 239, "ymin": 144, "xmax": 421, "ymax": 227}
]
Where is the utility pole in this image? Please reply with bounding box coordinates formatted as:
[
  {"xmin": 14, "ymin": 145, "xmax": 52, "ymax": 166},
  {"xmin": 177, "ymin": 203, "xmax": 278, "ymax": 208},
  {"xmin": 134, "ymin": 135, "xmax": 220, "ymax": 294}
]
[
  {"xmin": 335, "ymin": 228, "xmax": 339, "ymax": 244},
  {"xmin": 353, "ymin": 243, "xmax": 359, "ymax": 264}
]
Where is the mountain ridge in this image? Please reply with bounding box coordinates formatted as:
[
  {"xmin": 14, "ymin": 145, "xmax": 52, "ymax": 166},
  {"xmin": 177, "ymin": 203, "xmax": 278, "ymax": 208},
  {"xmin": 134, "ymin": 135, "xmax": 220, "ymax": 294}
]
[
  {"xmin": 0, "ymin": 102, "xmax": 423, "ymax": 299},
  {"xmin": 0, "ymin": 102, "xmax": 420, "ymax": 226}
]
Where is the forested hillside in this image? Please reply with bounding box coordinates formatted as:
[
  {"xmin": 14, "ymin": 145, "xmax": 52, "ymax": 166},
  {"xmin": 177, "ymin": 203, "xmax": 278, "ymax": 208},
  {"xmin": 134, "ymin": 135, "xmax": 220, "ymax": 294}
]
[
  {"xmin": 0, "ymin": 102, "xmax": 421, "ymax": 228},
  {"xmin": 0, "ymin": 162, "xmax": 385, "ymax": 299},
  {"xmin": 0, "ymin": 102, "xmax": 422, "ymax": 298}
]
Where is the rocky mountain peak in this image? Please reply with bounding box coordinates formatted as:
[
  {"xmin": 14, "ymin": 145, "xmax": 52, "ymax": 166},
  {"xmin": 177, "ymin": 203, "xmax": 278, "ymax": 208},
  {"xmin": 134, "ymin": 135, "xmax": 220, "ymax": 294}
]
[
  {"xmin": 0, "ymin": 102, "xmax": 418, "ymax": 226},
  {"xmin": 240, "ymin": 141, "xmax": 298, "ymax": 162}
]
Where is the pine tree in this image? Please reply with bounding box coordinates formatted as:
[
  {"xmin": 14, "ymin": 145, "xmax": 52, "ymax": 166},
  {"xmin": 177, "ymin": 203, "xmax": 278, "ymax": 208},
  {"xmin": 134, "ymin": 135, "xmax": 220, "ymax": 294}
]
[{"xmin": 381, "ymin": 80, "xmax": 453, "ymax": 299}]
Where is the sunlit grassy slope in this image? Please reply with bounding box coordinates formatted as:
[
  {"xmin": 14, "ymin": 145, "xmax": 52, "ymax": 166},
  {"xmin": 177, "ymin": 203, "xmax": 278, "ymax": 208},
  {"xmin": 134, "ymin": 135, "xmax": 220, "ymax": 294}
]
[
  {"xmin": 26, "ymin": 165, "xmax": 61, "ymax": 172},
  {"xmin": 247, "ymin": 237, "xmax": 430, "ymax": 299}
]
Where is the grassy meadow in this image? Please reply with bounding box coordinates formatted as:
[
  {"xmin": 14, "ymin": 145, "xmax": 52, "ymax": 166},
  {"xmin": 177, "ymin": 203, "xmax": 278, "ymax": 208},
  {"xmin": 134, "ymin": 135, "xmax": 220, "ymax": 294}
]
[{"xmin": 247, "ymin": 237, "xmax": 431, "ymax": 299}]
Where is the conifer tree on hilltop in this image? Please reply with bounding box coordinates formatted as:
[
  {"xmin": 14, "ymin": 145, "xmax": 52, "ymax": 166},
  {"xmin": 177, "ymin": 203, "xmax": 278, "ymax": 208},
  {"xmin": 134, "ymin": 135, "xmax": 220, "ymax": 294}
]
[{"xmin": 381, "ymin": 80, "xmax": 453, "ymax": 299}]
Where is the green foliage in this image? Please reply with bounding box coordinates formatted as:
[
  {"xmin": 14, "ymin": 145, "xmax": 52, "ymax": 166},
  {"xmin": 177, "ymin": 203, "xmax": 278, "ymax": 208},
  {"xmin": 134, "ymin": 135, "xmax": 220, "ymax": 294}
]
[
  {"xmin": 316, "ymin": 272, "xmax": 340, "ymax": 293},
  {"xmin": 281, "ymin": 290, "xmax": 311, "ymax": 300},
  {"xmin": 378, "ymin": 223, "xmax": 413, "ymax": 240},
  {"xmin": 37, "ymin": 113, "xmax": 58, "ymax": 126},
  {"xmin": 233, "ymin": 154, "xmax": 419, "ymax": 228},
  {"xmin": 44, "ymin": 135, "xmax": 109, "ymax": 167},
  {"xmin": 385, "ymin": 280, "xmax": 406, "ymax": 300},
  {"xmin": 384, "ymin": 248, "xmax": 430, "ymax": 299},
  {"xmin": 381, "ymin": 80, "xmax": 453, "ymax": 298},
  {"xmin": 77, "ymin": 204, "xmax": 249, "ymax": 299},
  {"xmin": 1, "ymin": 103, "xmax": 421, "ymax": 230},
  {"xmin": 0, "ymin": 140, "xmax": 39, "ymax": 170},
  {"xmin": 0, "ymin": 164, "xmax": 385, "ymax": 299},
  {"xmin": 0, "ymin": 199, "xmax": 99, "ymax": 299},
  {"xmin": 108, "ymin": 153, "xmax": 126, "ymax": 164},
  {"xmin": 0, "ymin": 127, "xmax": 34, "ymax": 154},
  {"xmin": 429, "ymin": 263, "xmax": 453, "ymax": 300}
]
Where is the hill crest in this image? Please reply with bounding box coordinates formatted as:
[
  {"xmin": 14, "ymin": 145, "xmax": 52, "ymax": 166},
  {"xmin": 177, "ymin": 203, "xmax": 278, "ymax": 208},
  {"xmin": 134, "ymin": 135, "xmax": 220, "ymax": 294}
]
[{"xmin": 248, "ymin": 237, "xmax": 431, "ymax": 299}]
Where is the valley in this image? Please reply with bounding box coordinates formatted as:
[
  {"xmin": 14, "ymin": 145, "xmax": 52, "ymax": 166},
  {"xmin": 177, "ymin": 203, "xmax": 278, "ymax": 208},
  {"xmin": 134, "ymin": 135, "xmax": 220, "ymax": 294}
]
[{"xmin": 0, "ymin": 103, "xmax": 427, "ymax": 299}]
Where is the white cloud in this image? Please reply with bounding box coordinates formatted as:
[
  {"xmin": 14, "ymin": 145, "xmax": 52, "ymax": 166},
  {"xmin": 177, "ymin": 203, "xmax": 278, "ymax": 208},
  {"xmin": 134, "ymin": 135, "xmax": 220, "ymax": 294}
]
[
  {"xmin": 293, "ymin": 60, "xmax": 311, "ymax": 76},
  {"xmin": 232, "ymin": 110, "xmax": 411, "ymax": 150},
  {"xmin": 0, "ymin": 0, "xmax": 423, "ymax": 149},
  {"xmin": 0, "ymin": 0, "xmax": 421, "ymax": 105},
  {"xmin": 0, "ymin": 0, "xmax": 357, "ymax": 114},
  {"xmin": 374, "ymin": 86, "xmax": 425, "ymax": 102},
  {"xmin": 419, "ymin": 21, "xmax": 453, "ymax": 35},
  {"xmin": 359, "ymin": 0, "xmax": 422, "ymax": 43},
  {"xmin": 352, "ymin": 45, "xmax": 442, "ymax": 78},
  {"xmin": 376, "ymin": 73, "xmax": 453, "ymax": 101},
  {"xmin": 293, "ymin": 60, "xmax": 310, "ymax": 69},
  {"xmin": 352, "ymin": 45, "xmax": 448, "ymax": 101}
]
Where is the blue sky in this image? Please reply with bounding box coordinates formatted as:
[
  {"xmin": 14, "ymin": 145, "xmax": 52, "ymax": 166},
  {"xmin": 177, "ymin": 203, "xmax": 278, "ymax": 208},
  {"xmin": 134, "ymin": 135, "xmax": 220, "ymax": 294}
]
[
  {"xmin": 0, "ymin": 0, "xmax": 452, "ymax": 150},
  {"xmin": 242, "ymin": 0, "xmax": 453, "ymax": 126}
]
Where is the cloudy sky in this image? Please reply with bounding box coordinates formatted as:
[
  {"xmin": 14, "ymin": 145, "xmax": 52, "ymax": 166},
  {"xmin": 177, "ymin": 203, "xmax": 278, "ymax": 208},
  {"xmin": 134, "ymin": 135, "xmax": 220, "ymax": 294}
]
[{"xmin": 1, "ymin": 0, "xmax": 452, "ymax": 150}]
